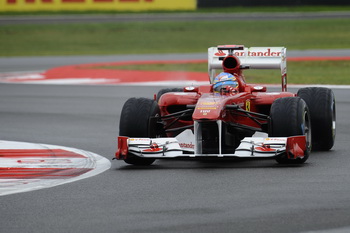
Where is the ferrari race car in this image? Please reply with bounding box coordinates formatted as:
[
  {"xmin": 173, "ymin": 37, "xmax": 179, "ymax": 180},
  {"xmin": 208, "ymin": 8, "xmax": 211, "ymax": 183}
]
[{"xmin": 115, "ymin": 45, "xmax": 336, "ymax": 165}]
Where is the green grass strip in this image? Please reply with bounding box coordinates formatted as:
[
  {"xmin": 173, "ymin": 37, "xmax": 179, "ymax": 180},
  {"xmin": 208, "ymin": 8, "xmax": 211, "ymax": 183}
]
[{"xmin": 1, "ymin": 18, "xmax": 350, "ymax": 56}]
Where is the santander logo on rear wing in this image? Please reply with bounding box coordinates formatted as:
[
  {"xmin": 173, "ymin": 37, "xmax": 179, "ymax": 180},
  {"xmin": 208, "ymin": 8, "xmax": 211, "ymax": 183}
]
[{"xmin": 208, "ymin": 45, "xmax": 287, "ymax": 91}]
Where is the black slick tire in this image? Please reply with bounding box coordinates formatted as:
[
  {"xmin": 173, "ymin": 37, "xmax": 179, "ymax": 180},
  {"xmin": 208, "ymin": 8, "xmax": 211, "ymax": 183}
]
[
  {"xmin": 119, "ymin": 97, "xmax": 160, "ymax": 166},
  {"xmin": 269, "ymin": 97, "xmax": 311, "ymax": 164},
  {"xmin": 156, "ymin": 88, "xmax": 183, "ymax": 102},
  {"xmin": 297, "ymin": 87, "xmax": 336, "ymax": 151}
]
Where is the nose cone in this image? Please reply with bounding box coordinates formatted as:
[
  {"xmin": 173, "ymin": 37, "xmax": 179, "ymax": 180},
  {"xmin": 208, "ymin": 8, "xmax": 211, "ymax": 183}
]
[{"xmin": 192, "ymin": 94, "xmax": 224, "ymax": 121}]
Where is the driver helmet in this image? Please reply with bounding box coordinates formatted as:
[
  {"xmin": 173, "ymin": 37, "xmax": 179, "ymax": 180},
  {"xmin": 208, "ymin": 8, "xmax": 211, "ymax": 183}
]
[{"xmin": 213, "ymin": 72, "xmax": 239, "ymax": 92}]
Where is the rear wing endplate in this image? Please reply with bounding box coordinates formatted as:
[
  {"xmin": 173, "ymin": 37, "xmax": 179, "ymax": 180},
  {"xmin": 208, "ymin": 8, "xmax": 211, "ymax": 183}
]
[{"xmin": 208, "ymin": 45, "xmax": 287, "ymax": 91}]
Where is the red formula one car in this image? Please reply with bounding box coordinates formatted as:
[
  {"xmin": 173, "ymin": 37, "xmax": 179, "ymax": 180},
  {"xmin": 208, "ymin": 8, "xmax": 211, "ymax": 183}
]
[{"xmin": 115, "ymin": 45, "xmax": 336, "ymax": 165}]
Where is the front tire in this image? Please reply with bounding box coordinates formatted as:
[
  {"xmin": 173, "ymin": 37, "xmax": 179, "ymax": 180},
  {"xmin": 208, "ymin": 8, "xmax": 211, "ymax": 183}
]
[
  {"xmin": 269, "ymin": 97, "xmax": 311, "ymax": 164},
  {"xmin": 119, "ymin": 98, "xmax": 160, "ymax": 165},
  {"xmin": 297, "ymin": 87, "xmax": 336, "ymax": 151}
]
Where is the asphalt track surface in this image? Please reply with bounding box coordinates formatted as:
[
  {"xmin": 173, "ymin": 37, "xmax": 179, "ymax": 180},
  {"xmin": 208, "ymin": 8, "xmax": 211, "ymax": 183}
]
[
  {"xmin": 0, "ymin": 55, "xmax": 350, "ymax": 233},
  {"xmin": 1, "ymin": 12, "xmax": 350, "ymax": 232}
]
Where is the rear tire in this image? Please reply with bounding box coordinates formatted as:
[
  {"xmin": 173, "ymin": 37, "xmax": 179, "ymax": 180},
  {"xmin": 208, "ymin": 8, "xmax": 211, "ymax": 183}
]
[
  {"xmin": 269, "ymin": 97, "xmax": 311, "ymax": 164},
  {"xmin": 156, "ymin": 88, "xmax": 183, "ymax": 102},
  {"xmin": 297, "ymin": 87, "xmax": 336, "ymax": 151},
  {"xmin": 119, "ymin": 98, "xmax": 160, "ymax": 165}
]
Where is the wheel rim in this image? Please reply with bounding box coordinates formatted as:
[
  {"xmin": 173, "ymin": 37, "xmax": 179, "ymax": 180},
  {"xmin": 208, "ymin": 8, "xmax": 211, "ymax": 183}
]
[
  {"xmin": 303, "ymin": 110, "xmax": 312, "ymax": 152},
  {"xmin": 332, "ymin": 99, "xmax": 336, "ymax": 140}
]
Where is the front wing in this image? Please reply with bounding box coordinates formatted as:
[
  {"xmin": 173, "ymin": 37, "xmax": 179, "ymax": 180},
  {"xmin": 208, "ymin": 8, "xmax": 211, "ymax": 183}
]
[{"xmin": 116, "ymin": 135, "xmax": 307, "ymax": 160}]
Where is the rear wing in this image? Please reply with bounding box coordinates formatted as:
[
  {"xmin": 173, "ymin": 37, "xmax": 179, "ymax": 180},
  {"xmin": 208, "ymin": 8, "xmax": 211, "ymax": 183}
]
[{"xmin": 208, "ymin": 45, "xmax": 287, "ymax": 91}]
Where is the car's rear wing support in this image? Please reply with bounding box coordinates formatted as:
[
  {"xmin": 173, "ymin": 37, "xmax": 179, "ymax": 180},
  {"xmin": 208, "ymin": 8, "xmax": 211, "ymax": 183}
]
[{"xmin": 208, "ymin": 45, "xmax": 287, "ymax": 91}]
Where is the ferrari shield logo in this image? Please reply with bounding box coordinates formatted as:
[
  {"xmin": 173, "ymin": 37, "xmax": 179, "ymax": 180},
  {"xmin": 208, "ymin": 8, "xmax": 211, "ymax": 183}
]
[{"xmin": 245, "ymin": 100, "xmax": 251, "ymax": 111}]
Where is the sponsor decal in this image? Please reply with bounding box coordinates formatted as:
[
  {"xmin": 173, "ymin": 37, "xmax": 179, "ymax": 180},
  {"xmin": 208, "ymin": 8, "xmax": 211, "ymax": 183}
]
[
  {"xmin": 142, "ymin": 148, "xmax": 162, "ymax": 152},
  {"xmin": 6, "ymin": 0, "xmax": 153, "ymax": 3},
  {"xmin": 236, "ymin": 49, "xmax": 281, "ymax": 57},
  {"xmin": 200, "ymin": 101, "xmax": 216, "ymax": 106},
  {"xmin": 179, "ymin": 142, "xmax": 194, "ymax": 149},
  {"xmin": 1, "ymin": 0, "xmax": 196, "ymax": 11},
  {"xmin": 214, "ymin": 50, "xmax": 227, "ymax": 56},
  {"xmin": 255, "ymin": 146, "xmax": 276, "ymax": 152},
  {"xmin": 142, "ymin": 142, "xmax": 163, "ymax": 152},
  {"xmin": 215, "ymin": 48, "xmax": 281, "ymax": 57},
  {"xmin": 197, "ymin": 107, "xmax": 217, "ymax": 110},
  {"xmin": 200, "ymin": 109, "xmax": 211, "ymax": 115},
  {"xmin": 120, "ymin": 0, "xmax": 153, "ymax": 1},
  {"xmin": 265, "ymin": 138, "xmax": 286, "ymax": 142},
  {"xmin": 129, "ymin": 138, "xmax": 150, "ymax": 142},
  {"xmin": 197, "ymin": 100, "xmax": 219, "ymax": 110}
]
